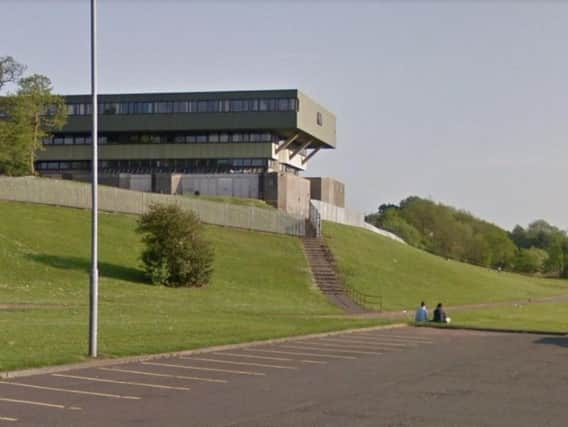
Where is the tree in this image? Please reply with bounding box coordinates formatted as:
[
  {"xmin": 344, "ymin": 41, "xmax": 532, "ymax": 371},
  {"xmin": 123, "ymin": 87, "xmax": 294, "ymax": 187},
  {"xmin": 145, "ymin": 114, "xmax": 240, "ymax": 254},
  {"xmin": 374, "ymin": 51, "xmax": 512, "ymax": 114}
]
[
  {"xmin": 514, "ymin": 247, "xmax": 549, "ymax": 274},
  {"xmin": 137, "ymin": 204, "xmax": 214, "ymax": 287},
  {"xmin": 0, "ymin": 56, "xmax": 25, "ymax": 92},
  {"xmin": 0, "ymin": 74, "xmax": 67, "ymax": 175}
]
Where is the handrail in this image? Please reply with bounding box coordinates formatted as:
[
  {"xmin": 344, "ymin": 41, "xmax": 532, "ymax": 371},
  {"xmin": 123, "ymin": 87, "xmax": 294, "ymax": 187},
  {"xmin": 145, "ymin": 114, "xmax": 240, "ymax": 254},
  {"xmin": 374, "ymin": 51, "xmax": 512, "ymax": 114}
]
[{"xmin": 345, "ymin": 286, "xmax": 383, "ymax": 312}]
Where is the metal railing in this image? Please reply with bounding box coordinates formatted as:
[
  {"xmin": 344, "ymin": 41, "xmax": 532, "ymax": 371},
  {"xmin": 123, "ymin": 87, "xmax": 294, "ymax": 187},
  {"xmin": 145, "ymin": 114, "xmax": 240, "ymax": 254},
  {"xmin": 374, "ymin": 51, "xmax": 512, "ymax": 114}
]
[{"xmin": 346, "ymin": 286, "xmax": 383, "ymax": 312}]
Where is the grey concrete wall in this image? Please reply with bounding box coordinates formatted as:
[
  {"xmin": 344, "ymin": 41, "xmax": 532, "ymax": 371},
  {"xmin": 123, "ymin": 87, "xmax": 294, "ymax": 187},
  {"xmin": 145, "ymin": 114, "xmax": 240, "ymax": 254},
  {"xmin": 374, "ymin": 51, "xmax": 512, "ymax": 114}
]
[
  {"xmin": 263, "ymin": 172, "xmax": 310, "ymax": 218},
  {"xmin": 153, "ymin": 173, "xmax": 182, "ymax": 194},
  {"xmin": 0, "ymin": 177, "xmax": 305, "ymax": 236},
  {"xmin": 180, "ymin": 174, "xmax": 260, "ymax": 199},
  {"xmin": 119, "ymin": 174, "xmax": 152, "ymax": 193},
  {"xmin": 308, "ymin": 177, "xmax": 345, "ymax": 208}
]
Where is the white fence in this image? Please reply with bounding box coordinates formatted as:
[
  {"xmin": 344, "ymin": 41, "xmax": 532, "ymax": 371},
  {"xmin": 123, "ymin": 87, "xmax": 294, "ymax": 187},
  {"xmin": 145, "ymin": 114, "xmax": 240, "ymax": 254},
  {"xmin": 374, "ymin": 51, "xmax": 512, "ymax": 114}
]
[
  {"xmin": 0, "ymin": 177, "xmax": 306, "ymax": 236},
  {"xmin": 310, "ymin": 199, "xmax": 405, "ymax": 244}
]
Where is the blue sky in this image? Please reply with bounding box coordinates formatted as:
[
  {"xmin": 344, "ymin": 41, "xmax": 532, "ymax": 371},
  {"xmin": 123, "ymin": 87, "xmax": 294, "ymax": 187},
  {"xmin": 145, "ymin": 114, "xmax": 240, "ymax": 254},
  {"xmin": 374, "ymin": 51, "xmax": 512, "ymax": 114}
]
[{"xmin": 3, "ymin": 0, "xmax": 567, "ymax": 230}]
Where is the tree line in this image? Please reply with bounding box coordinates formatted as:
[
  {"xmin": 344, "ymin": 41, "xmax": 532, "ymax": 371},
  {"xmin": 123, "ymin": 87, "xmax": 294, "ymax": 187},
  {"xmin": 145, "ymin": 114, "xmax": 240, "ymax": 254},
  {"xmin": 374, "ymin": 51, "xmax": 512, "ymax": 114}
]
[
  {"xmin": 0, "ymin": 56, "xmax": 67, "ymax": 176},
  {"xmin": 366, "ymin": 196, "xmax": 568, "ymax": 277}
]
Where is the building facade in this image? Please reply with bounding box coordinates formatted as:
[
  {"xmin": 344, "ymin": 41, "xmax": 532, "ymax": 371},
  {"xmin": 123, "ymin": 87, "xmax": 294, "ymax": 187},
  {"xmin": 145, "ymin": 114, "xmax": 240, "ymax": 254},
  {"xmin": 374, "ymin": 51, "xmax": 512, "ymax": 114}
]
[{"xmin": 36, "ymin": 89, "xmax": 338, "ymax": 216}]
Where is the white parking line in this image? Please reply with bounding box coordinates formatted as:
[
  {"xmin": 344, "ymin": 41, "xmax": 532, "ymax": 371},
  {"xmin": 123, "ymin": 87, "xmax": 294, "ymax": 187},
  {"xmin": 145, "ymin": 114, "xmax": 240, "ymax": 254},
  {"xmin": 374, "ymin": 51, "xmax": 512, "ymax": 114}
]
[
  {"xmin": 181, "ymin": 357, "xmax": 298, "ymax": 370},
  {"xmin": 218, "ymin": 352, "xmax": 327, "ymax": 365},
  {"xmin": 0, "ymin": 397, "xmax": 81, "ymax": 411},
  {"xmin": 245, "ymin": 348, "xmax": 356, "ymax": 360},
  {"xmin": 317, "ymin": 337, "xmax": 417, "ymax": 348},
  {"xmin": 0, "ymin": 381, "xmax": 140, "ymax": 400},
  {"xmin": 100, "ymin": 367, "xmax": 227, "ymax": 384},
  {"xmin": 280, "ymin": 344, "xmax": 383, "ymax": 356},
  {"xmin": 142, "ymin": 362, "xmax": 265, "ymax": 376},
  {"xmin": 52, "ymin": 374, "xmax": 190, "ymax": 391},
  {"xmin": 0, "ymin": 416, "xmax": 17, "ymax": 422},
  {"xmin": 336, "ymin": 336, "xmax": 421, "ymax": 346},
  {"xmin": 354, "ymin": 334, "xmax": 433, "ymax": 343}
]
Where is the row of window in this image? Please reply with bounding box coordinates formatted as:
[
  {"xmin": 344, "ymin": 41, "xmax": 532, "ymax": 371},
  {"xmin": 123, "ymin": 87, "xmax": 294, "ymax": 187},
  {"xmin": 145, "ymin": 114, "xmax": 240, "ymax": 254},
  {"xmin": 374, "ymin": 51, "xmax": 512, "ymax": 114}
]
[
  {"xmin": 67, "ymin": 98, "xmax": 298, "ymax": 116},
  {"xmin": 36, "ymin": 158, "xmax": 269, "ymax": 171},
  {"xmin": 42, "ymin": 131, "xmax": 280, "ymax": 146}
]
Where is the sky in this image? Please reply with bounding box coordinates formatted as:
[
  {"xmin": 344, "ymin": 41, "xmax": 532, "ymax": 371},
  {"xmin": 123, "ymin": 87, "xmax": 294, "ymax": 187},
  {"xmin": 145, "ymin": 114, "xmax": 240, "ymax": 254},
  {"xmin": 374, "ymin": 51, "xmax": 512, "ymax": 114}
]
[{"xmin": 2, "ymin": 0, "xmax": 567, "ymax": 231}]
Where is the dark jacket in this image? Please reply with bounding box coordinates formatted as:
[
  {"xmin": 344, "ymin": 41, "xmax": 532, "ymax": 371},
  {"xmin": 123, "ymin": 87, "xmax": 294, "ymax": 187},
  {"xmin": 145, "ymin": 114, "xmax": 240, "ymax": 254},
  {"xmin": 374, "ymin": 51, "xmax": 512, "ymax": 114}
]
[{"xmin": 433, "ymin": 307, "xmax": 446, "ymax": 323}]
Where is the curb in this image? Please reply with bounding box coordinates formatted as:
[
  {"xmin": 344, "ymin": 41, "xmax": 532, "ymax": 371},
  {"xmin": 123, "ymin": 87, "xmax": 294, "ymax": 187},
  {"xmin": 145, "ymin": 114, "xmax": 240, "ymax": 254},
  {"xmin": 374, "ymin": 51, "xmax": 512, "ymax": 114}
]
[
  {"xmin": 414, "ymin": 323, "xmax": 568, "ymax": 336},
  {"xmin": 0, "ymin": 323, "xmax": 407, "ymax": 380}
]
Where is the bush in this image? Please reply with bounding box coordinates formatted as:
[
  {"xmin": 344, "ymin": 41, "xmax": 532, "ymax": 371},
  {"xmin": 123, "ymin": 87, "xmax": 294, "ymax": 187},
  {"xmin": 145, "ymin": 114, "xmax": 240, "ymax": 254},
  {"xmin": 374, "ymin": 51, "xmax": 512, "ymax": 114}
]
[{"xmin": 136, "ymin": 203, "xmax": 214, "ymax": 287}]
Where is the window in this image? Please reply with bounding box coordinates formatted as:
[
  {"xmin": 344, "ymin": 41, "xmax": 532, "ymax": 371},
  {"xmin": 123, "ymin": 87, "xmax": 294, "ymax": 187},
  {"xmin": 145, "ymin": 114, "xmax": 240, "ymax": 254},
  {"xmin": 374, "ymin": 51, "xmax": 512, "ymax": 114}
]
[
  {"xmin": 197, "ymin": 101, "xmax": 208, "ymax": 113},
  {"xmin": 230, "ymin": 100, "xmax": 244, "ymax": 112},
  {"xmin": 75, "ymin": 136, "xmax": 85, "ymax": 145},
  {"xmin": 196, "ymin": 134, "xmax": 207, "ymax": 143},
  {"xmin": 142, "ymin": 102, "xmax": 153, "ymax": 114},
  {"xmin": 156, "ymin": 102, "xmax": 173, "ymax": 113},
  {"xmin": 317, "ymin": 112, "xmax": 323, "ymax": 126},
  {"xmin": 209, "ymin": 133, "xmax": 219, "ymax": 143},
  {"xmin": 277, "ymin": 99, "xmax": 289, "ymax": 111},
  {"xmin": 174, "ymin": 101, "xmax": 188, "ymax": 113},
  {"xmin": 219, "ymin": 133, "xmax": 229, "ymax": 143},
  {"xmin": 175, "ymin": 135, "xmax": 186, "ymax": 143},
  {"xmin": 207, "ymin": 100, "xmax": 219, "ymax": 113}
]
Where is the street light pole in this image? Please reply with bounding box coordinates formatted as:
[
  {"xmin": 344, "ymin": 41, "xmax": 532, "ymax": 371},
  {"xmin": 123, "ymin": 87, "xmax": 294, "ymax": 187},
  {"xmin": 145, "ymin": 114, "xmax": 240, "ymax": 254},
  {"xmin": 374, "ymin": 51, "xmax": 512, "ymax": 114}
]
[{"xmin": 89, "ymin": 0, "xmax": 99, "ymax": 358}]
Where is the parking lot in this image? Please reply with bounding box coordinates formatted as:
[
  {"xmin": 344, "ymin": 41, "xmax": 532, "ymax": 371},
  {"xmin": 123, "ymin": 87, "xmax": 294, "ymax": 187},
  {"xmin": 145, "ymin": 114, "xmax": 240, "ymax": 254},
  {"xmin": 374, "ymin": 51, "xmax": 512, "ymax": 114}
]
[{"xmin": 1, "ymin": 326, "xmax": 567, "ymax": 426}]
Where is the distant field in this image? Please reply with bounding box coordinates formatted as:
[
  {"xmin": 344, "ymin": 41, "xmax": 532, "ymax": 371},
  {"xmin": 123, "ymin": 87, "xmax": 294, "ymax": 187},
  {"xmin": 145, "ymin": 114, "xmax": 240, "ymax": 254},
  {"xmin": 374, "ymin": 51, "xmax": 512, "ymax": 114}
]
[
  {"xmin": 448, "ymin": 302, "xmax": 568, "ymax": 333},
  {"xmin": 0, "ymin": 201, "xmax": 387, "ymax": 372},
  {"xmin": 324, "ymin": 221, "xmax": 568, "ymax": 311}
]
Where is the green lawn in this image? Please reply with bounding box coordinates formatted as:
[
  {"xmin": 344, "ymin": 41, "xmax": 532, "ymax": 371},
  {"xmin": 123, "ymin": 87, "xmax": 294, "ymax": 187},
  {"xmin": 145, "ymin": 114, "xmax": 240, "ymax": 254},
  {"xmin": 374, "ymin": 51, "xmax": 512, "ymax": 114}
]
[
  {"xmin": 324, "ymin": 221, "xmax": 568, "ymax": 311},
  {"xmin": 0, "ymin": 201, "xmax": 386, "ymax": 372},
  {"xmin": 184, "ymin": 194, "xmax": 274, "ymax": 209},
  {"xmin": 447, "ymin": 302, "xmax": 568, "ymax": 334}
]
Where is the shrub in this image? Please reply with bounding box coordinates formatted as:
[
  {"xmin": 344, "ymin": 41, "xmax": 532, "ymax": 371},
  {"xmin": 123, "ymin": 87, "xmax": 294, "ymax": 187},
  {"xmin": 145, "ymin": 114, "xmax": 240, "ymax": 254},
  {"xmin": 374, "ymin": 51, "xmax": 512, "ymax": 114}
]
[{"xmin": 136, "ymin": 203, "xmax": 214, "ymax": 287}]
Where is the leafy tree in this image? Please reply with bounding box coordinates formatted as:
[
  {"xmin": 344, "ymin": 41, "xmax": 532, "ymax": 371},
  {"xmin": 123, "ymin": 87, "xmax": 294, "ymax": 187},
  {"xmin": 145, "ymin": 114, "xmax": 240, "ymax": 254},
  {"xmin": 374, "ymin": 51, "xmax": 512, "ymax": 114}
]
[
  {"xmin": 0, "ymin": 74, "xmax": 67, "ymax": 175},
  {"xmin": 514, "ymin": 247, "xmax": 549, "ymax": 274},
  {"xmin": 137, "ymin": 204, "xmax": 214, "ymax": 287},
  {"xmin": 0, "ymin": 56, "xmax": 25, "ymax": 91}
]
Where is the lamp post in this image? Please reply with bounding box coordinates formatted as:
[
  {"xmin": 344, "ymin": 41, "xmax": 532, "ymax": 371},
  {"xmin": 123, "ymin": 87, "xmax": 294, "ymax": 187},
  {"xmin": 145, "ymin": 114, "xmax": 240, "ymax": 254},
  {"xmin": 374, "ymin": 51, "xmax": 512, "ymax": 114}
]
[{"xmin": 89, "ymin": 0, "xmax": 99, "ymax": 358}]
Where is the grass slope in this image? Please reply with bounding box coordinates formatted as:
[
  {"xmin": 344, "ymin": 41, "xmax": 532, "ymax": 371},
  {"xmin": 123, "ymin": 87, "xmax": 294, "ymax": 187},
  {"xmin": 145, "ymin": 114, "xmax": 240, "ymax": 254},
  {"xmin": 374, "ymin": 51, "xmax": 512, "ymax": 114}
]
[
  {"xmin": 450, "ymin": 303, "xmax": 568, "ymax": 333},
  {"xmin": 324, "ymin": 221, "xmax": 568, "ymax": 311},
  {"xmin": 0, "ymin": 202, "xmax": 385, "ymax": 372}
]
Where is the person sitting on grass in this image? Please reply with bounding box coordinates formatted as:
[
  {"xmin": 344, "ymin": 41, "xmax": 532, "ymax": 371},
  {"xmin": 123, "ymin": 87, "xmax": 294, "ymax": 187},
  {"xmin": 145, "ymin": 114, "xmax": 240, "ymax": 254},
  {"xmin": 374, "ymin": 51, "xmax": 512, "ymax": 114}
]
[
  {"xmin": 415, "ymin": 301, "xmax": 428, "ymax": 322},
  {"xmin": 433, "ymin": 303, "xmax": 451, "ymax": 323}
]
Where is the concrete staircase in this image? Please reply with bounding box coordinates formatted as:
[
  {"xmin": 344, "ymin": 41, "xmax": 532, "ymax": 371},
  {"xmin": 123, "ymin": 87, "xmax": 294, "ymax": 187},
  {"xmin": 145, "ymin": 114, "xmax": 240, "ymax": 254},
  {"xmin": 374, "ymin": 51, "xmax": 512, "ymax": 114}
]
[{"xmin": 302, "ymin": 238, "xmax": 368, "ymax": 314}]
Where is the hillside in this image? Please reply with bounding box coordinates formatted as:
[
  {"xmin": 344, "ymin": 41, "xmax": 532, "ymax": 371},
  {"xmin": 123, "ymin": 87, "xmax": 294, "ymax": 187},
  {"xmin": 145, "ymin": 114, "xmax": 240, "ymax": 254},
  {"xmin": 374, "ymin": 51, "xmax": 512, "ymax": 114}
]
[
  {"xmin": 324, "ymin": 221, "xmax": 568, "ymax": 311},
  {"xmin": 0, "ymin": 201, "xmax": 383, "ymax": 371}
]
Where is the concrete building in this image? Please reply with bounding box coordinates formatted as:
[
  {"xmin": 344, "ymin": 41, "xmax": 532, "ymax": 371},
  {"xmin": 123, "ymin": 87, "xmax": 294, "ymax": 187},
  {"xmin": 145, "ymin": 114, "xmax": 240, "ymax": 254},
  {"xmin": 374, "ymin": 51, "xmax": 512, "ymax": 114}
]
[{"xmin": 36, "ymin": 89, "xmax": 338, "ymax": 216}]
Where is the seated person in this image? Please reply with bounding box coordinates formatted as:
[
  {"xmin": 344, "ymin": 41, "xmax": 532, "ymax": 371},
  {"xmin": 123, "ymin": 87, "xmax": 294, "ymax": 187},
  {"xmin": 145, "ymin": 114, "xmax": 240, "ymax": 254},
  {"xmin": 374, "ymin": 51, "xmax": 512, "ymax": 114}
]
[
  {"xmin": 415, "ymin": 301, "xmax": 428, "ymax": 322},
  {"xmin": 433, "ymin": 303, "xmax": 450, "ymax": 323}
]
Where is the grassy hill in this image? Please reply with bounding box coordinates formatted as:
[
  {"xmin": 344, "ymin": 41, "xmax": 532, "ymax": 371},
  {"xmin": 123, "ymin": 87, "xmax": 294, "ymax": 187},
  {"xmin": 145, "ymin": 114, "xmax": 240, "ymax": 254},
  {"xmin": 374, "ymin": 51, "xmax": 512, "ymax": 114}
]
[
  {"xmin": 324, "ymin": 221, "xmax": 568, "ymax": 311},
  {"xmin": 0, "ymin": 201, "xmax": 384, "ymax": 372}
]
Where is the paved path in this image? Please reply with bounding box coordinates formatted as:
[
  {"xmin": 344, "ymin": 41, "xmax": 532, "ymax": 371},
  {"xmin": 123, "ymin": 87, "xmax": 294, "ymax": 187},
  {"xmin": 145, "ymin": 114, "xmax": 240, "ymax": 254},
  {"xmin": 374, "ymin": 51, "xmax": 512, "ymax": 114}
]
[
  {"xmin": 1, "ymin": 326, "xmax": 568, "ymax": 426},
  {"xmin": 340, "ymin": 293, "xmax": 568, "ymax": 320}
]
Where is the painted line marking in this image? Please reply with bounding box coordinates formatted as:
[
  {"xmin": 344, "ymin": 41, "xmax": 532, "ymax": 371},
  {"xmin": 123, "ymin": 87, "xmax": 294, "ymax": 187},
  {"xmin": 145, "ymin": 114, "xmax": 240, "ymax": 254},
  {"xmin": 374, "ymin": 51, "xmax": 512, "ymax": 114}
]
[
  {"xmin": 0, "ymin": 381, "xmax": 140, "ymax": 400},
  {"xmin": 181, "ymin": 356, "xmax": 298, "ymax": 370},
  {"xmin": 317, "ymin": 337, "xmax": 416, "ymax": 348},
  {"xmin": 354, "ymin": 334, "xmax": 433, "ymax": 343},
  {"xmin": 336, "ymin": 336, "xmax": 421, "ymax": 346},
  {"xmin": 0, "ymin": 397, "xmax": 81, "ymax": 411},
  {"xmin": 245, "ymin": 348, "xmax": 356, "ymax": 360},
  {"xmin": 142, "ymin": 362, "xmax": 265, "ymax": 376},
  {"xmin": 0, "ymin": 417, "xmax": 17, "ymax": 422},
  {"xmin": 52, "ymin": 374, "xmax": 190, "ymax": 391},
  {"xmin": 100, "ymin": 368, "xmax": 227, "ymax": 384},
  {"xmin": 218, "ymin": 352, "xmax": 327, "ymax": 365},
  {"xmin": 280, "ymin": 344, "xmax": 383, "ymax": 356}
]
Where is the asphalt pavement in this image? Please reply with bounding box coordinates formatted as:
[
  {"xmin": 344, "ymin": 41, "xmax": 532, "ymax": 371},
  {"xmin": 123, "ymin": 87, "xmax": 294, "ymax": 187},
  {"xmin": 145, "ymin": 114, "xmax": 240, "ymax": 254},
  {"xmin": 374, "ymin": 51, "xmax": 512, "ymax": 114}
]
[{"xmin": 1, "ymin": 326, "xmax": 567, "ymax": 426}]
